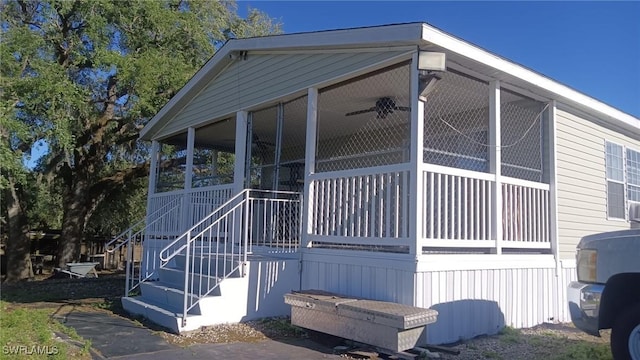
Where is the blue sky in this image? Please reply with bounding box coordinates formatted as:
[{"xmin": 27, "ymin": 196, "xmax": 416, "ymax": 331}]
[{"xmin": 239, "ymin": 1, "xmax": 640, "ymax": 119}]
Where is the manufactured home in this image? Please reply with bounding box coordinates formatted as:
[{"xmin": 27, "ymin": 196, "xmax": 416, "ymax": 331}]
[{"xmin": 112, "ymin": 23, "xmax": 640, "ymax": 344}]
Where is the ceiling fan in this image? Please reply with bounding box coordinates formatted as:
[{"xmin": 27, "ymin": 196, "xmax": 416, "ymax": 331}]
[{"xmin": 345, "ymin": 97, "xmax": 411, "ymax": 119}]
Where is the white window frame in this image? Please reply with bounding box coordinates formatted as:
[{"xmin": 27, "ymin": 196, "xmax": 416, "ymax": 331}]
[
  {"xmin": 605, "ymin": 140, "xmax": 640, "ymax": 221},
  {"xmin": 605, "ymin": 140, "xmax": 626, "ymax": 220},
  {"xmin": 626, "ymin": 147, "xmax": 640, "ymax": 204}
]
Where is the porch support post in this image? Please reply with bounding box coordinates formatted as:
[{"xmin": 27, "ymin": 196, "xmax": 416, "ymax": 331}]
[
  {"xmin": 489, "ymin": 80, "xmax": 502, "ymax": 254},
  {"xmin": 147, "ymin": 140, "xmax": 160, "ymax": 201},
  {"xmin": 301, "ymin": 88, "xmax": 318, "ymax": 249},
  {"xmin": 185, "ymin": 127, "xmax": 195, "ymax": 190},
  {"xmin": 273, "ymin": 103, "xmax": 284, "ymax": 190},
  {"xmin": 547, "ymin": 101, "xmax": 561, "ymax": 275},
  {"xmin": 144, "ymin": 140, "xmax": 160, "ymax": 256},
  {"xmin": 234, "ymin": 111, "xmax": 248, "ymax": 193},
  {"xmin": 409, "ymin": 51, "xmax": 423, "ymax": 257},
  {"xmin": 182, "ymin": 127, "xmax": 195, "ymax": 230}
]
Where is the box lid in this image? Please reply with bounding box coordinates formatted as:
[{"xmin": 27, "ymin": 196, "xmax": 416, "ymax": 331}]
[
  {"xmin": 338, "ymin": 300, "xmax": 438, "ymax": 329},
  {"xmin": 284, "ymin": 290, "xmax": 357, "ymax": 312}
]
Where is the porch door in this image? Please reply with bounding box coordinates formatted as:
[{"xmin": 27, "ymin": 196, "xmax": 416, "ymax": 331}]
[
  {"xmin": 245, "ymin": 102, "xmax": 306, "ymax": 192},
  {"xmin": 244, "ymin": 101, "xmax": 307, "ymax": 248}
]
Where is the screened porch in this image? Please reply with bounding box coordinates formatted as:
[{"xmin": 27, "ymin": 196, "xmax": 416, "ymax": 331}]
[{"xmin": 145, "ymin": 55, "xmax": 555, "ymax": 256}]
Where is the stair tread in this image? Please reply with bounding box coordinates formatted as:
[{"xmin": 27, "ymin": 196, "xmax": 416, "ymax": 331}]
[
  {"xmin": 141, "ymin": 280, "xmax": 222, "ymax": 298},
  {"xmin": 125, "ymin": 295, "xmax": 200, "ymax": 318},
  {"xmin": 159, "ymin": 267, "xmax": 224, "ymax": 279}
]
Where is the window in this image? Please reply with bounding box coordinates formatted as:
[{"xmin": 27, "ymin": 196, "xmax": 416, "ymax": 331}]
[
  {"xmin": 605, "ymin": 142, "xmax": 625, "ymax": 219},
  {"xmin": 605, "ymin": 141, "xmax": 640, "ymax": 220},
  {"xmin": 627, "ymin": 148, "xmax": 640, "ymax": 202}
]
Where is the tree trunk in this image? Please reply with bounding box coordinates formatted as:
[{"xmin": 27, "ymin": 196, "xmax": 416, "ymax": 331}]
[
  {"xmin": 4, "ymin": 177, "xmax": 34, "ymax": 283},
  {"xmin": 57, "ymin": 179, "xmax": 90, "ymax": 267}
]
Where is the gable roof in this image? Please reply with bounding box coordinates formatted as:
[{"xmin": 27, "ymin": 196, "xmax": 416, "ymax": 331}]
[{"xmin": 140, "ymin": 22, "xmax": 639, "ymax": 141}]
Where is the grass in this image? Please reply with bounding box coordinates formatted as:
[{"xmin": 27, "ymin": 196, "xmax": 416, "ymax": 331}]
[
  {"xmin": 552, "ymin": 342, "xmax": 612, "ymax": 360},
  {"xmin": 498, "ymin": 326, "xmax": 522, "ymax": 344},
  {"xmin": 493, "ymin": 326, "xmax": 613, "ymax": 360},
  {"xmin": 0, "ymin": 301, "xmax": 91, "ymax": 360}
]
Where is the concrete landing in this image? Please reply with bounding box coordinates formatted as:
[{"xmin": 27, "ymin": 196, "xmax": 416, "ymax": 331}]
[
  {"xmin": 55, "ymin": 311, "xmax": 176, "ymax": 358},
  {"xmin": 56, "ymin": 311, "xmax": 342, "ymax": 359}
]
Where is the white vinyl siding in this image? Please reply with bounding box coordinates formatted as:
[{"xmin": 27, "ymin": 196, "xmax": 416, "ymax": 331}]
[
  {"xmin": 605, "ymin": 141, "xmax": 625, "ymax": 219},
  {"xmin": 555, "ymin": 109, "xmax": 640, "ymax": 259},
  {"xmin": 155, "ymin": 50, "xmax": 412, "ymax": 139}
]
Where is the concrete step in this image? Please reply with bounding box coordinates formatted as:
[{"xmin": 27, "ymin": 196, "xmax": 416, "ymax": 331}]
[
  {"xmin": 158, "ymin": 267, "xmax": 222, "ymax": 292},
  {"xmin": 173, "ymin": 254, "xmax": 242, "ymax": 278},
  {"xmin": 121, "ymin": 296, "xmax": 202, "ymax": 333},
  {"xmin": 139, "ymin": 280, "xmax": 226, "ymax": 314}
]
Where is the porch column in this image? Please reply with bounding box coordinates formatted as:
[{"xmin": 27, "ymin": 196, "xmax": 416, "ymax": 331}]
[
  {"xmin": 547, "ymin": 100, "xmax": 560, "ymax": 274},
  {"xmin": 147, "ymin": 140, "xmax": 160, "ymax": 203},
  {"xmin": 489, "ymin": 80, "xmax": 502, "ymax": 254},
  {"xmin": 145, "ymin": 140, "xmax": 160, "ymax": 238},
  {"xmin": 234, "ymin": 111, "xmax": 248, "ymax": 194},
  {"xmin": 185, "ymin": 127, "xmax": 195, "ymax": 190},
  {"xmin": 301, "ymin": 87, "xmax": 318, "ymax": 249},
  {"xmin": 409, "ymin": 51, "xmax": 424, "ymax": 257},
  {"xmin": 182, "ymin": 127, "xmax": 195, "ymax": 230}
]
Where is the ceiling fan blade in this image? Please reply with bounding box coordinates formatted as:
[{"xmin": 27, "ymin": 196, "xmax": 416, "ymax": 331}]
[
  {"xmin": 394, "ymin": 106, "xmax": 411, "ymax": 112},
  {"xmin": 345, "ymin": 107, "xmax": 376, "ymax": 116}
]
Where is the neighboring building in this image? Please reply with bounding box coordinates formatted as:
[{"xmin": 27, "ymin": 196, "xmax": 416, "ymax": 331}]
[{"xmin": 116, "ymin": 23, "xmax": 640, "ymax": 344}]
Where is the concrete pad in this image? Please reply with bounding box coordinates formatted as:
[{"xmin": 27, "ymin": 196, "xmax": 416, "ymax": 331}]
[
  {"xmin": 55, "ymin": 311, "xmax": 176, "ymax": 358},
  {"xmin": 113, "ymin": 339, "xmax": 343, "ymax": 360}
]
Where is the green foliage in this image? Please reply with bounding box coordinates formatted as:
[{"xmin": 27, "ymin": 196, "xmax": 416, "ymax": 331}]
[{"xmin": 0, "ymin": 0, "xmax": 280, "ymax": 239}]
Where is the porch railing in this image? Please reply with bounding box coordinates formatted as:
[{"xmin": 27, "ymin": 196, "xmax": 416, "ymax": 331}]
[
  {"xmin": 105, "ymin": 195, "xmax": 183, "ymax": 296},
  {"xmin": 308, "ymin": 164, "xmax": 411, "ymax": 249},
  {"xmin": 420, "ymin": 164, "xmax": 551, "ymax": 251},
  {"xmin": 157, "ymin": 189, "xmax": 302, "ymax": 327},
  {"xmin": 148, "ymin": 184, "xmax": 234, "ymax": 236}
]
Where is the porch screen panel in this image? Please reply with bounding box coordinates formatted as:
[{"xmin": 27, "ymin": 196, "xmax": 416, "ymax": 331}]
[
  {"xmin": 279, "ymin": 96, "xmax": 307, "ymax": 191},
  {"xmin": 248, "ymin": 106, "xmax": 278, "ymax": 189},
  {"xmin": 315, "ymin": 62, "xmax": 411, "ymax": 172},
  {"xmin": 423, "ymin": 70, "xmax": 490, "ymax": 172},
  {"xmin": 500, "ymin": 89, "xmax": 546, "ymax": 182},
  {"xmin": 192, "ymin": 118, "xmax": 236, "ymax": 188},
  {"xmin": 156, "ymin": 138, "xmax": 187, "ymax": 193}
]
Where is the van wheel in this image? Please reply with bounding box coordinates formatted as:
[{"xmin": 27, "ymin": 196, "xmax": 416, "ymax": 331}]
[{"xmin": 611, "ymin": 303, "xmax": 640, "ymax": 360}]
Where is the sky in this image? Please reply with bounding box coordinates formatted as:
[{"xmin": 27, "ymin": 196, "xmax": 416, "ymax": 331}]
[{"xmin": 238, "ymin": 1, "xmax": 640, "ymax": 120}]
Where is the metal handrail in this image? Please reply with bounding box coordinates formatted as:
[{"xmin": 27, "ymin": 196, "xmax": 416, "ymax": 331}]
[
  {"xmin": 103, "ymin": 195, "xmax": 184, "ymax": 296},
  {"xmin": 154, "ymin": 188, "xmax": 302, "ymax": 327},
  {"xmin": 105, "ymin": 195, "xmax": 184, "ymax": 253},
  {"xmin": 158, "ymin": 189, "xmax": 250, "ymax": 262}
]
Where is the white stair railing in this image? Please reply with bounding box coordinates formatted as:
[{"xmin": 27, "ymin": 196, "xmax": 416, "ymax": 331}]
[
  {"xmin": 158, "ymin": 189, "xmax": 302, "ymax": 327},
  {"xmin": 105, "ymin": 195, "xmax": 183, "ymax": 296}
]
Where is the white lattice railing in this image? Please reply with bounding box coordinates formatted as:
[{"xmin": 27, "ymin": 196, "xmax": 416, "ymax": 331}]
[
  {"xmin": 420, "ymin": 164, "xmax": 550, "ymax": 250},
  {"xmin": 309, "ymin": 164, "xmax": 411, "ymax": 247}
]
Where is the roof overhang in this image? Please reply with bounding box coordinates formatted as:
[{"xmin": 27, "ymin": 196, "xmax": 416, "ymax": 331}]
[{"xmin": 140, "ymin": 22, "xmax": 639, "ymax": 141}]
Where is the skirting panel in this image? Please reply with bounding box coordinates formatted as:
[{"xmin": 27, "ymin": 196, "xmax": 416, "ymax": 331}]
[
  {"xmin": 415, "ymin": 259, "xmax": 577, "ymax": 344},
  {"xmin": 301, "ymin": 250, "xmax": 416, "ymax": 306}
]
